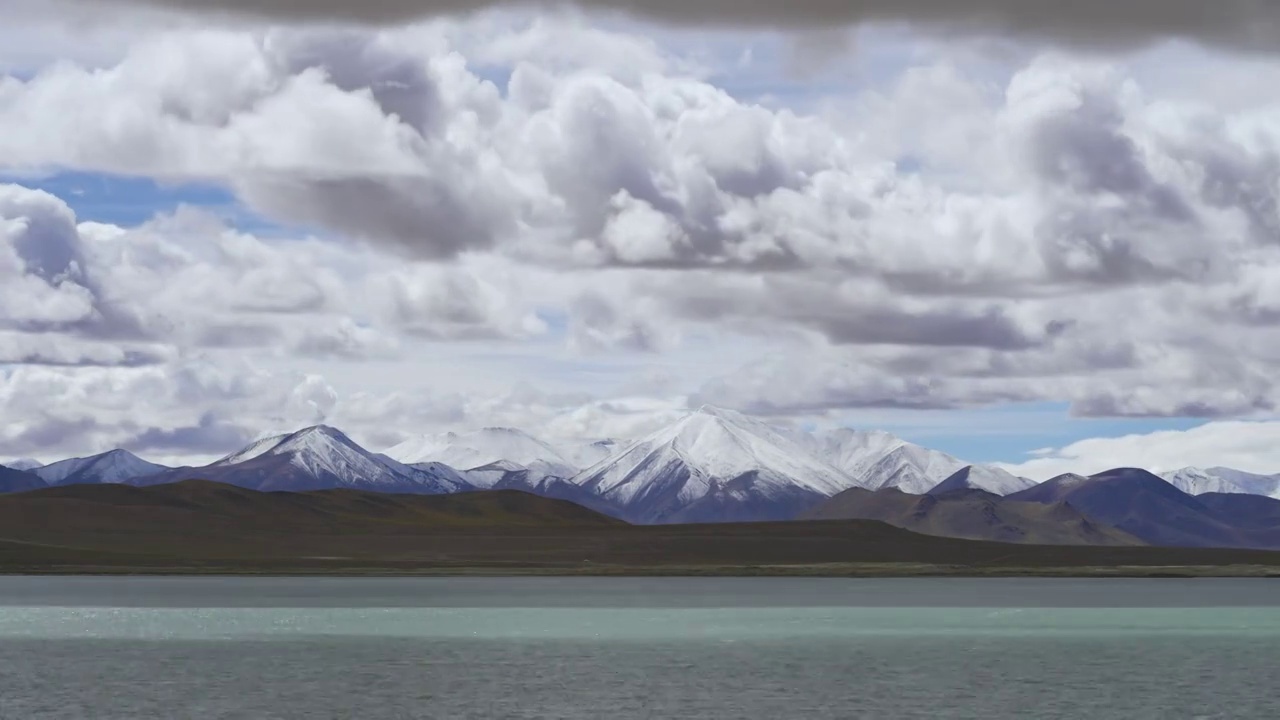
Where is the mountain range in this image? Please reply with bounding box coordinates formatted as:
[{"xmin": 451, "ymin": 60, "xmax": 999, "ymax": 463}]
[
  {"xmin": 3, "ymin": 405, "xmax": 1280, "ymax": 549},
  {"xmin": 135, "ymin": 426, "xmax": 471, "ymax": 494}
]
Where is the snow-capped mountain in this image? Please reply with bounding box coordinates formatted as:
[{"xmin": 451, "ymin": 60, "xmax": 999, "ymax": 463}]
[
  {"xmin": 19, "ymin": 409, "xmax": 1280, "ymax": 528},
  {"xmin": 385, "ymin": 428, "xmax": 577, "ymax": 483},
  {"xmin": 34, "ymin": 450, "xmax": 170, "ymax": 486},
  {"xmin": 142, "ymin": 426, "xmax": 470, "ymax": 494},
  {"xmin": 929, "ymin": 465, "xmax": 1037, "ymax": 496},
  {"xmin": 569, "ymin": 406, "xmax": 858, "ymax": 524},
  {"xmin": 4, "ymin": 458, "xmax": 43, "ymax": 471},
  {"xmin": 1161, "ymin": 467, "xmax": 1280, "ymax": 499}
]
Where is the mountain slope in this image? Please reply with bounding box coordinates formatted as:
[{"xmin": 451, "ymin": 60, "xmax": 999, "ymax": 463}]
[
  {"xmin": 0, "ymin": 465, "xmax": 46, "ymax": 494},
  {"xmin": 929, "ymin": 466, "xmax": 1036, "ymax": 496},
  {"xmin": 34, "ymin": 450, "xmax": 169, "ymax": 486},
  {"xmin": 569, "ymin": 406, "xmax": 856, "ymax": 524},
  {"xmin": 809, "ymin": 429, "xmax": 908, "ymax": 480},
  {"xmin": 801, "ymin": 487, "xmax": 1140, "ymax": 546},
  {"xmin": 385, "ymin": 428, "xmax": 577, "ymax": 482},
  {"xmin": 139, "ymin": 426, "xmax": 471, "ymax": 495},
  {"xmin": 1195, "ymin": 493, "xmax": 1280, "ymax": 531},
  {"xmin": 1009, "ymin": 468, "xmax": 1280, "ymax": 549}
]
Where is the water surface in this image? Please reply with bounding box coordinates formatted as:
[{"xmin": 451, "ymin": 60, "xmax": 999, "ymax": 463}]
[{"xmin": 1, "ymin": 577, "xmax": 1276, "ymax": 719}]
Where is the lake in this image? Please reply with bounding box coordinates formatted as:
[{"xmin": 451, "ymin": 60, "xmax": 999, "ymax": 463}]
[{"xmin": 1, "ymin": 577, "xmax": 1277, "ymax": 719}]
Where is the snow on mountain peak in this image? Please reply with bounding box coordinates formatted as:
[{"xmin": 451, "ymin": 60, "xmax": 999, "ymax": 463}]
[
  {"xmin": 1161, "ymin": 467, "xmax": 1280, "ymax": 499},
  {"xmin": 265, "ymin": 426, "xmax": 394, "ymax": 480},
  {"xmin": 385, "ymin": 427, "xmax": 575, "ymax": 476},
  {"xmin": 572, "ymin": 405, "xmax": 856, "ymax": 506},
  {"xmin": 211, "ymin": 425, "xmax": 469, "ymax": 492},
  {"xmin": 33, "ymin": 449, "xmax": 167, "ymax": 485},
  {"xmin": 804, "ymin": 427, "xmax": 1030, "ymax": 495},
  {"xmin": 215, "ymin": 432, "xmax": 290, "ymax": 466}
]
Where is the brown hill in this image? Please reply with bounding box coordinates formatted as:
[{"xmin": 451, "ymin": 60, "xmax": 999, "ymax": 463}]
[
  {"xmin": 0, "ymin": 480, "xmax": 620, "ymax": 554},
  {"xmin": 800, "ymin": 487, "xmax": 1142, "ymax": 546},
  {"xmin": 2, "ymin": 481, "xmax": 1280, "ymax": 575}
]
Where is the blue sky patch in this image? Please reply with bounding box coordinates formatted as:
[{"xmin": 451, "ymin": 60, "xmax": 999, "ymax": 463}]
[{"xmin": 1, "ymin": 171, "xmax": 289, "ymax": 234}]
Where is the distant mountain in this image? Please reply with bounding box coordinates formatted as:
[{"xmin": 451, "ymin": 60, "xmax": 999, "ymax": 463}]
[
  {"xmin": 1009, "ymin": 468, "xmax": 1280, "ymax": 549},
  {"xmin": 386, "ymin": 428, "xmax": 576, "ymax": 476},
  {"xmin": 801, "ymin": 486, "xmax": 1140, "ymax": 546},
  {"xmin": 4, "ymin": 458, "xmax": 42, "ymax": 471},
  {"xmin": 33, "ymin": 450, "xmax": 170, "ymax": 486},
  {"xmin": 569, "ymin": 406, "xmax": 857, "ymax": 524},
  {"xmin": 929, "ymin": 466, "xmax": 1036, "ymax": 497},
  {"xmin": 0, "ymin": 464, "xmax": 46, "ymax": 494},
  {"xmin": 139, "ymin": 426, "xmax": 471, "ymax": 495},
  {"xmin": 811, "ymin": 428, "xmax": 1026, "ymax": 495},
  {"xmin": 1161, "ymin": 467, "xmax": 1280, "ymax": 499},
  {"xmin": 559, "ymin": 438, "xmax": 622, "ymax": 470},
  {"xmin": 1195, "ymin": 493, "xmax": 1280, "ymax": 531}
]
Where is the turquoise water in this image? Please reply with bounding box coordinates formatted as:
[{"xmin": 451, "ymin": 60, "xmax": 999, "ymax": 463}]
[{"xmin": 0, "ymin": 577, "xmax": 1277, "ymax": 719}]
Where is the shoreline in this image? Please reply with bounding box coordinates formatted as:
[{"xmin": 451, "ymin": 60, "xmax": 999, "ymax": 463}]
[{"xmin": 4, "ymin": 563, "xmax": 1280, "ymax": 578}]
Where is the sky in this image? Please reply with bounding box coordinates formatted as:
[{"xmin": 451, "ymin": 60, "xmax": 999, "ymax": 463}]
[{"xmin": 3, "ymin": 0, "xmax": 1280, "ymax": 479}]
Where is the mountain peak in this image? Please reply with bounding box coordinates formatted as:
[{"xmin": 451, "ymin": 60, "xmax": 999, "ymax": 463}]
[
  {"xmin": 289, "ymin": 425, "xmax": 348, "ymax": 440},
  {"xmin": 686, "ymin": 405, "xmax": 761, "ymax": 426},
  {"xmin": 33, "ymin": 448, "xmax": 168, "ymax": 486},
  {"xmin": 570, "ymin": 407, "xmax": 856, "ymax": 522},
  {"xmin": 201, "ymin": 424, "xmax": 470, "ymax": 494},
  {"xmin": 928, "ymin": 465, "xmax": 1035, "ymax": 496}
]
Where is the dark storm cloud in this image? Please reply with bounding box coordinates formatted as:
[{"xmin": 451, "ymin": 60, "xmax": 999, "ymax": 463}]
[
  {"xmin": 123, "ymin": 413, "xmax": 254, "ymax": 455},
  {"xmin": 808, "ymin": 308, "xmax": 1064, "ymax": 350},
  {"xmin": 1070, "ymin": 393, "xmax": 1277, "ymax": 419},
  {"xmin": 0, "ymin": 347, "xmax": 170, "ymax": 367},
  {"xmin": 6, "ymin": 416, "xmax": 105, "ymax": 452},
  {"xmin": 669, "ymin": 277, "xmax": 1066, "ymax": 350},
  {"xmin": 268, "ymin": 29, "xmax": 444, "ymax": 135},
  {"xmin": 235, "ymin": 172, "xmax": 505, "ymax": 259},
  {"xmin": 87, "ymin": 0, "xmax": 1280, "ymax": 51}
]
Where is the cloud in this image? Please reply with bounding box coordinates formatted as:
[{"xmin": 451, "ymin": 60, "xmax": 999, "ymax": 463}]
[
  {"xmin": 123, "ymin": 412, "xmax": 255, "ymax": 455},
  {"xmin": 2, "ymin": 27, "xmax": 1275, "ymax": 290},
  {"xmin": 0, "ymin": 331, "xmax": 172, "ymax": 367},
  {"xmin": 73, "ymin": 1, "xmax": 1280, "ymax": 53},
  {"xmin": 7, "ymin": 15, "xmax": 1280, "ymax": 470},
  {"xmin": 999, "ymin": 421, "xmax": 1280, "ymax": 480}
]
